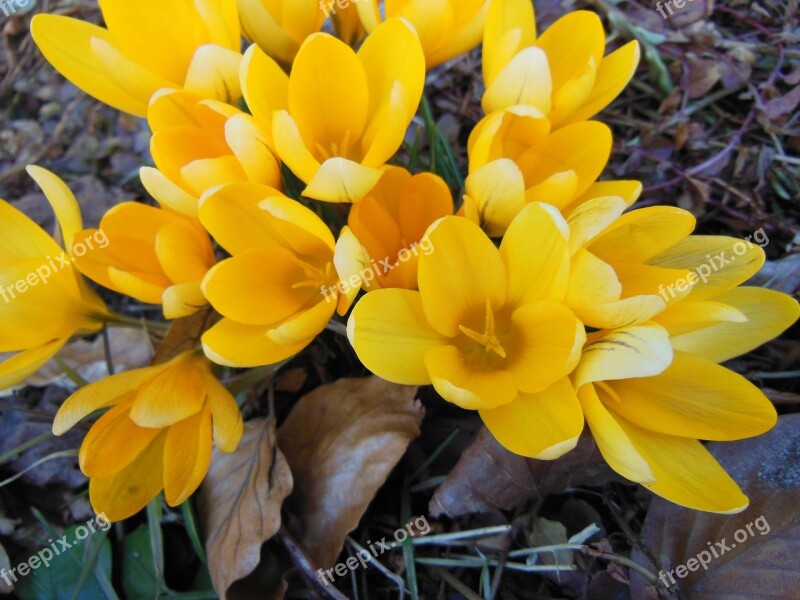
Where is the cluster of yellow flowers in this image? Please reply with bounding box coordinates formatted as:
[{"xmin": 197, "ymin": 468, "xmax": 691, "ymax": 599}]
[{"xmin": 0, "ymin": 0, "xmax": 794, "ymax": 520}]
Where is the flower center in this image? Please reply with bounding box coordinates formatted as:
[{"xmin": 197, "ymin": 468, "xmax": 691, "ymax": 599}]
[{"xmin": 458, "ymin": 298, "xmax": 507, "ymax": 359}]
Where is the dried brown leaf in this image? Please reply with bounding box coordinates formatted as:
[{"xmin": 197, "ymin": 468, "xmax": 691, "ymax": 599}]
[
  {"xmin": 685, "ymin": 56, "xmax": 722, "ymax": 98},
  {"xmin": 430, "ymin": 428, "xmax": 618, "ymax": 518},
  {"xmin": 632, "ymin": 414, "xmax": 800, "ymax": 599},
  {"xmin": 198, "ymin": 418, "xmax": 293, "ymax": 600},
  {"xmin": 277, "ymin": 376, "xmax": 423, "ymax": 567},
  {"xmin": 151, "ymin": 308, "xmax": 217, "ymax": 365}
]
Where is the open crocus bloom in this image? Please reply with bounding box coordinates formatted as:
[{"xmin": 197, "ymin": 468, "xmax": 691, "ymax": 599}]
[
  {"xmin": 236, "ymin": 0, "xmax": 326, "ymax": 67},
  {"xmin": 242, "ymin": 18, "xmax": 425, "ymax": 203},
  {"xmin": 342, "ymin": 167, "xmax": 453, "ymax": 291},
  {"xmin": 145, "ymin": 89, "xmax": 282, "ymax": 219},
  {"xmin": 72, "ymin": 201, "xmax": 216, "ymax": 319},
  {"xmin": 31, "ymin": 0, "xmax": 243, "ymax": 118},
  {"xmin": 198, "ymin": 183, "xmax": 361, "ymax": 367},
  {"xmin": 349, "ymin": 205, "xmax": 587, "ymax": 459},
  {"xmin": 461, "ymin": 107, "xmax": 612, "ymax": 235},
  {"xmin": 53, "ymin": 351, "xmax": 244, "ymax": 521},
  {"xmin": 356, "ymin": 0, "xmax": 489, "ymax": 69},
  {"xmin": 0, "ymin": 167, "xmax": 109, "ymax": 390},
  {"xmin": 482, "ymin": 0, "xmax": 640, "ymax": 127}
]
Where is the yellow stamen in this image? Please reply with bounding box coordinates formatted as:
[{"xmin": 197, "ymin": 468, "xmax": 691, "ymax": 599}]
[{"xmin": 458, "ymin": 298, "xmax": 507, "ymax": 358}]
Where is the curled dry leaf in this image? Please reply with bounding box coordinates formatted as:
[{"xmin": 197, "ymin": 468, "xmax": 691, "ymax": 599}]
[
  {"xmin": 277, "ymin": 376, "xmax": 423, "ymax": 568},
  {"xmin": 430, "ymin": 428, "xmax": 618, "ymax": 518},
  {"xmin": 198, "ymin": 418, "xmax": 293, "ymax": 600},
  {"xmin": 631, "ymin": 414, "xmax": 800, "ymax": 599}
]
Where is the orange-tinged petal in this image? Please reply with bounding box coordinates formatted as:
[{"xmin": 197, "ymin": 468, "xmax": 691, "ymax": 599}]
[
  {"xmin": 163, "ymin": 401, "xmax": 212, "ymax": 506},
  {"xmin": 89, "ymin": 432, "xmax": 166, "ymax": 521},
  {"xmin": 348, "ymin": 289, "xmax": 446, "ymax": 385},
  {"xmin": 419, "ymin": 217, "xmax": 507, "ymax": 337},
  {"xmin": 480, "ymin": 378, "xmax": 583, "ymax": 459},
  {"xmin": 80, "ymin": 399, "xmax": 160, "ymax": 478},
  {"xmin": 198, "ymin": 366, "xmax": 243, "ymax": 452},
  {"xmin": 425, "ymin": 345, "xmax": 517, "ymax": 410},
  {"xmin": 52, "ymin": 363, "xmax": 171, "ymax": 435},
  {"xmin": 129, "ymin": 357, "xmax": 206, "ymax": 427},
  {"xmin": 156, "ymin": 221, "xmax": 214, "ymax": 284},
  {"xmin": 608, "ymin": 351, "xmax": 777, "ymax": 441},
  {"xmin": 107, "ymin": 267, "xmax": 170, "ymax": 304},
  {"xmin": 266, "ymin": 296, "xmax": 336, "ymax": 346}
]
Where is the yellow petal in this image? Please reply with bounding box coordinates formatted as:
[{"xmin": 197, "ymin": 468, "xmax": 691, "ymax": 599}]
[
  {"xmin": 508, "ymin": 301, "xmax": 584, "ymax": 393},
  {"xmin": 0, "ymin": 198, "xmax": 65, "ymax": 264},
  {"xmin": 561, "ymin": 41, "xmax": 641, "ymax": 126},
  {"xmin": 225, "ymin": 114, "xmax": 282, "ymax": 187},
  {"xmin": 348, "ymin": 289, "xmax": 445, "ymax": 384},
  {"xmin": 425, "ymin": 345, "xmax": 518, "ymax": 410},
  {"xmin": 654, "ymin": 300, "xmax": 747, "ymax": 337},
  {"xmin": 500, "ymin": 203, "xmax": 570, "ymax": 306},
  {"xmin": 198, "ymin": 365, "xmax": 244, "ymax": 452},
  {"xmin": 464, "ymin": 159, "xmax": 527, "ymax": 237},
  {"xmin": 241, "ymin": 43, "xmax": 289, "ymax": 131},
  {"xmin": 202, "ymin": 318, "xmax": 310, "ymax": 368},
  {"xmin": 482, "ymin": 46, "xmax": 552, "ymax": 115},
  {"xmin": 162, "ymin": 282, "xmax": 207, "ymax": 319},
  {"xmin": 266, "ymin": 295, "xmax": 336, "ymax": 346},
  {"xmin": 183, "ymin": 44, "xmax": 242, "ymax": 104},
  {"xmin": 574, "ymin": 323, "xmax": 673, "ymax": 388},
  {"xmin": 566, "ymin": 180, "xmax": 642, "ymax": 214},
  {"xmin": 671, "ymin": 287, "xmax": 800, "ymax": 362},
  {"xmin": 52, "ymin": 363, "xmax": 170, "ymax": 434},
  {"xmin": 566, "ymin": 195, "xmax": 628, "ymax": 254},
  {"xmin": 483, "ymin": 0, "xmax": 537, "ymax": 86},
  {"xmin": 129, "ymin": 357, "xmax": 206, "ymax": 427},
  {"xmin": 273, "ymin": 110, "xmax": 323, "ymax": 184},
  {"xmin": 156, "ymin": 221, "xmax": 214, "ymax": 284},
  {"xmin": 302, "ymin": 158, "xmax": 384, "ymax": 203},
  {"xmin": 605, "ymin": 407, "xmax": 749, "ymax": 513},
  {"xmin": 26, "ymin": 166, "xmax": 83, "ymax": 251},
  {"xmin": 0, "ymin": 339, "xmax": 67, "ymax": 392},
  {"xmin": 578, "ymin": 383, "xmax": 655, "ymax": 483},
  {"xmin": 480, "ymin": 378, "xmax": 583, "ymax": 459},
  {"xmin": 589, "ymin": 206, "xmax": 696, "ymax": 264},
  {"xmin": 566, "ymin": 249, "xmax": 621, "ymax": 308},
  {"xmin": 140, "ymin": 167, "xmax": 199, "ymax": 218},
  {"xmin": 608, "ymin": 351, "xmax": 777, "ymax": 441},
  {"xmin": 419, "ymin": 216, "xmax": 507, "ymax": 337},
  {"xmin": 648, "ymin": 236, "xmax": 766, "ymax": 301},
  {"xmin": 89, "ymin": 433, "xmax": 166, "ymax": 521},
  {"xmin": 163, "ymin": 402, "xmax": 212, "ymax": 506},
  {"xmin": 202, "ymin": 249, "xmax": 313, "ymax": 326},
  {"xmin": 31, "ymin": 15, "xmax": 152, "ymax": 117},
  {"xmin": 80, "ymin": 399, "xmax": 160, "ymax": 478},
  {"xmin": 535, "ymin": 11, "xmax": 604, "ymax": 95}
]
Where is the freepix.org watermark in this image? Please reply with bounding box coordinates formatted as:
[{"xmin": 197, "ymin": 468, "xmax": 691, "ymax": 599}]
[
  {"xmin": 0, "ymin": 513, "xmax": 111, "ymax": 587},
  {"xmin": 321, "ymin": 237, "xmax": 435, "ymax": 302},
  {"xmin": 655, "ymin": 0, "xmax": 698, "ymax": 19},
  {"xmin": 658, "ymin": 515, "xmax": 770, "ymax": 587},
  {"xmin": 317, "ymin": 515, "xmax": 431, "ymax": 585},
  {"xmin": 0, "ymin": 229, "xmax": 109, "ymax": 305},
  {"xmin": 657, "ymin": 227, "xmax": 769, "ymax": 303},
  {"xmin": 1, "ymin": 0, "xmax": 34, "ymax": 20}
]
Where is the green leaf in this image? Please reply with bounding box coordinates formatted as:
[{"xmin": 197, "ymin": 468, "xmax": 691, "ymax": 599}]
[
  {"xmin": 121, "ymin": 526, "xmax": 161, "ymax": 599},
  {"xmin": 15, "ymin": 525, "xmax": 113, "ymax": 600}
]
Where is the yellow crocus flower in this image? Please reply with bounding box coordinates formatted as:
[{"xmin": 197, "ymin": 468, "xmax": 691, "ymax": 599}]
[
  {"xmin": 356, "ymin": 0, "xmax": 489, "ymax": 69},
  {"xmin": 144, "ymin": 89, "xmax": 282, "ymax": 219},
  {"xmin": 197, "ymin": 183, "xmax": 361, "ymax": 367},
  {"xmin": 0, "ymin": 167, "xmax": 109, "ymax": 389},
  {"xmin": 31, "ymin": 0, "xmax": 242, "ymax": 117},
  {"xmin": 483, "ymin": 0, "xmax": 640, "ymax": 127},
  {"xmin": 53, "ymin": 351, "xmax": 244, "ymax": 521},
  {"xmin": 241, "ymin": 18, "xmax": 425, "ymax": 203},
  {"xmin": 348, "ymin": 205, "xmax": 587, "ymax": 460}
]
